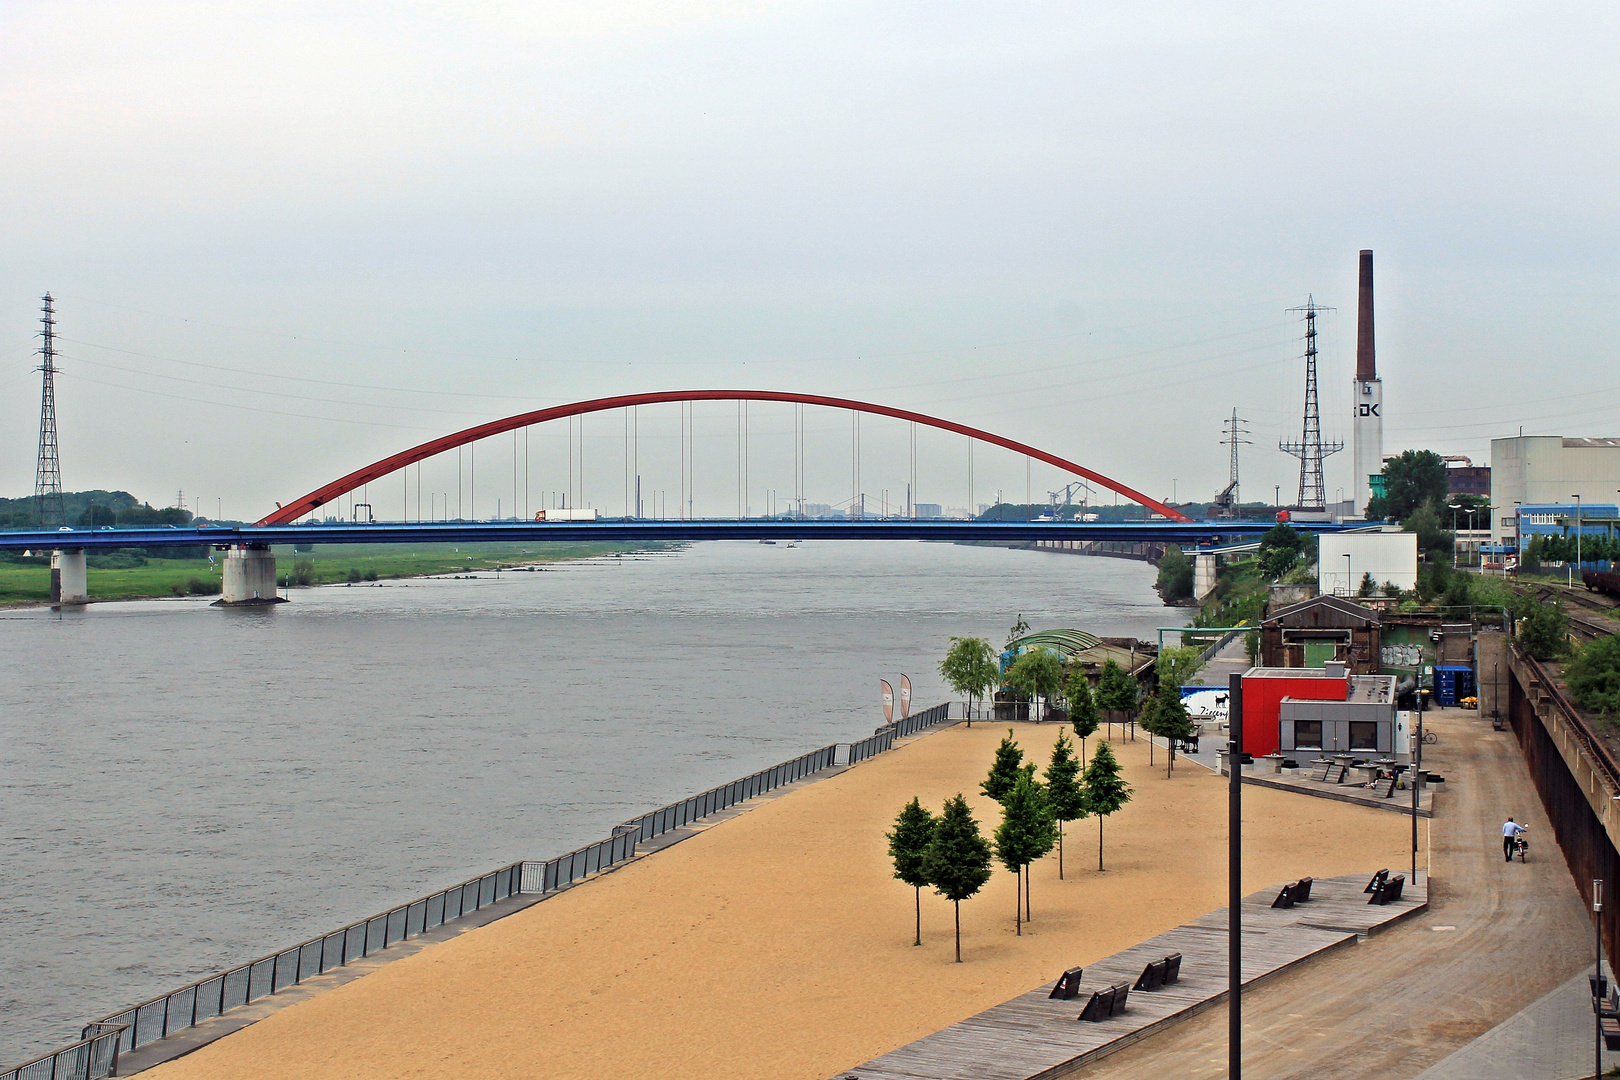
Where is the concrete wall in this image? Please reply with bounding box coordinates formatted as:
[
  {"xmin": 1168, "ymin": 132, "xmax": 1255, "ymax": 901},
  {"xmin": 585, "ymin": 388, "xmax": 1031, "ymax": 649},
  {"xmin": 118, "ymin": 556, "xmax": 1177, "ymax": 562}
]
[
  {"xmin": 1491, "ymin": 436, "xmax": 1620, "ymax": 546},
  {"xmin": 1318, "ymin": 532, "xmax": 1418, "ymax": 595}
]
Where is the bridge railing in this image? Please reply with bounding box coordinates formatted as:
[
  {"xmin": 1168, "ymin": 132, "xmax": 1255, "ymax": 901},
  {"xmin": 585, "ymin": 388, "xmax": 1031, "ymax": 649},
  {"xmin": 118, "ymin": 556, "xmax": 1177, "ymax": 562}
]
[{"xmin": 11, "ymin": 704, "xmax": 959, "ymax": 1076}]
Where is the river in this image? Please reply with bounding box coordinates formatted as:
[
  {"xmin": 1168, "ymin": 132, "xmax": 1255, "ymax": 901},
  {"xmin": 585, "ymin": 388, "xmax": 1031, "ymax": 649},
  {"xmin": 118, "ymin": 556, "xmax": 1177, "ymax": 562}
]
[{"xmin": 0, "ymin": 540, "xmax": 1175, "ymax": 1063}]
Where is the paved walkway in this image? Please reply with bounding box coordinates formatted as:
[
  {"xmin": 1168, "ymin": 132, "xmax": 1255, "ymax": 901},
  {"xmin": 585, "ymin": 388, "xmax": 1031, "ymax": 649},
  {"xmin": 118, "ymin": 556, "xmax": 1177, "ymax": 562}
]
[
  {"xmin": 1065, "ymin": 706, "xmax": 1597, "ymax": 1080},
  {"xmin": 1413, "ymin": 968, "xmax": 1608, "ymax": 1080}
]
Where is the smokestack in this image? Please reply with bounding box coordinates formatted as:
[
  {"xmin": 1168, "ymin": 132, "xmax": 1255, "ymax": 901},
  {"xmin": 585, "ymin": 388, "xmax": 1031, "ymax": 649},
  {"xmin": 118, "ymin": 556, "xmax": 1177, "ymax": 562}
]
[{"xmin": 1355, "ymin": 249, "xmax": 1375, "ymax": 379}]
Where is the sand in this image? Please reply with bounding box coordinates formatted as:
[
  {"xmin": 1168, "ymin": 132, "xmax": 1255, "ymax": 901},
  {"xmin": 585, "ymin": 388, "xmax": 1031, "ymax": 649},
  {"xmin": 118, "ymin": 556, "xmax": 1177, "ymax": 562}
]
[{"xmin": 144, "ymin": 722, "xmax": 1411, "ymax": 1080}]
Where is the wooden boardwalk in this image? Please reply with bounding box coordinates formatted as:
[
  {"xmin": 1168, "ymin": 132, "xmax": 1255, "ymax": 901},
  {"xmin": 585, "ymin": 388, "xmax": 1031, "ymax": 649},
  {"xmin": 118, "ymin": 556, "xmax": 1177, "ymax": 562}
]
[{"xmin": 838, "ymin": 874, "xmax": 1427, "ymax": 1080}]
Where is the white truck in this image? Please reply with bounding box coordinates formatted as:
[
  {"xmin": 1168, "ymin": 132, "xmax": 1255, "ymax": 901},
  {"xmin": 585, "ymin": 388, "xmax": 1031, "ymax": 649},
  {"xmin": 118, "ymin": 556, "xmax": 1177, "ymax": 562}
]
[{"xmin": 534, "ymin": 508, "xmax": 598, "ymax": 521}]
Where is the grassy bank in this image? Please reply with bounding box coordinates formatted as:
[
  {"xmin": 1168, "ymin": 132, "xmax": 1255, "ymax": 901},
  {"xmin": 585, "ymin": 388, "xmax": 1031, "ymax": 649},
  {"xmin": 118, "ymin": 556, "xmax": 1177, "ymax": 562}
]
[{"xmin": 0, "ymin": 541, "xmax": 681, "ymax": 607}]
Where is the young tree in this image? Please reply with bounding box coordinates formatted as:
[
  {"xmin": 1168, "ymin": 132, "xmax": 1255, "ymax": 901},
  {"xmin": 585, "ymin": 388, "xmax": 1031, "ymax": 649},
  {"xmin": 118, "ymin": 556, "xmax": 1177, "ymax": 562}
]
[
  {"xmin": 1081, "ymin": 742, "xmax": 1133, "ymax": 871},
  {"xmin": 939, "ymin": 636, "xmax": 999, "ymax": 726},
  {"xmin": 1157, "ymin": 645, "xmax": 1206, "ymax": 690},
  {"xmin": 1150, "ymin": 682, "xmax": 1194, "ymax": 778},
  {"xmin": 1358, "ymin": 571, "xmax": 1377, "ymax": 597},
  {"xmin": 887, "ymin": 798, "xmax": 937, "ymax": 947},
  {"xmin": 1006, "ymin": 648, "xmax": 1064, "ymax": 720},
  {"xmin": 1096, "ymin": 658, "xmax": 1133, "ymax": 738},
  {"xmin": 1067, "ymin": 670, "xmax": 1100, "ymax": 766},
  {"xmin": 922, "ymin": 794, "xmax": 994, "ymax": 963},
  {"xmin": 981, "ymin": 729, "xmax": 1024, "ymax": 803},
  {"xmin": 1137, "ymin": 689, "xmax": 1161, "ymax": 766},
  {"xmin": 1516, "ymin": 596, "xmax": 1570, "ymax": 661},
  {"xmin": 1257, "ymin": 523, "xmax": 1307, "ymax": 580},
  {"xmin": 994, "ymin": 770, "xmax": 1056, "ymax": 935},
  {"xmin": 1044, "ymin": 729, "xmax": 1088, "ymax": 879}
]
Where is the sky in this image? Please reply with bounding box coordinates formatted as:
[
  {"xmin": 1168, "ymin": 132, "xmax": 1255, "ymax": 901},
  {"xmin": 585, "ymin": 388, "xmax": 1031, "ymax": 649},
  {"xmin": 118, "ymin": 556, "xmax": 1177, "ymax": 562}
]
[{"xmin": 2, "ymin": 1, "xmax": 1617, "ymax": 521}]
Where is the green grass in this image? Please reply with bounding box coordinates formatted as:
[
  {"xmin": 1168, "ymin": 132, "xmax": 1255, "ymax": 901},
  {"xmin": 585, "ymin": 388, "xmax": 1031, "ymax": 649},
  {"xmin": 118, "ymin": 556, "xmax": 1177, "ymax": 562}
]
[{"xmin": 0, "ymin": 542, "xmax": 681, "ymax": 606}]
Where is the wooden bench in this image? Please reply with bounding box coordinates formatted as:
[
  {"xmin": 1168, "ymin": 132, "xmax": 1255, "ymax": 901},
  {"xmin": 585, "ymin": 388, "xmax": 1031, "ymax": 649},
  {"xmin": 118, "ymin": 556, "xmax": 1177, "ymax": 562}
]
[
  {"xmin": 1048, "ymin": 967, "xmax": 1084, "ymax": 1000},
  {"xmin": 1603, "ymin": 1016, "xmax": 1620, "ymax": 1051},
  {"xmin": 1076, "ymin": 982, "xmax": 1132, "ymax": 1022},
  {"xmin": 1373, "ymin": 776, "xmax": 1397, "ymax": 798},
  {"xmin": 1311, "ymin": 762, "xmax": 1333, "ymax": 782},
  {"xmin": 1368, "ymin": 873, "xmax": 1406, "ymax": 905},
  {"xmin": 1271, "ymin": 877, "xmax": 1314, "ymax": 908},
  {"xmin": 1133, "ymin": 952, "xmax": 1183, "ymax": 991},
  {"xmin": 1364, "ymin": 868, "xmax": 1389, "ymax": 894}
]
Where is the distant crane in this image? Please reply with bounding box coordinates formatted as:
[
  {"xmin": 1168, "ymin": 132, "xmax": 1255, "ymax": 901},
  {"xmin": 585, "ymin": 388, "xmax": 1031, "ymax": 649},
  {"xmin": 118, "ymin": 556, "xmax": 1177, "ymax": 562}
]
[{"xmin": 1049, "ymin": 479, "xmax": 1097, "ymax": 516}]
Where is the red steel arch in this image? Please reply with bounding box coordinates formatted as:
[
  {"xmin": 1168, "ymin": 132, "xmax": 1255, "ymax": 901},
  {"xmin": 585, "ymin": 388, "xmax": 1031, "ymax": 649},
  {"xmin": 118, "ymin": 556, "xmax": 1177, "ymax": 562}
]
[{"xmin": 257, "ymin": 390, "xmax": 1192, "ymax": 525}]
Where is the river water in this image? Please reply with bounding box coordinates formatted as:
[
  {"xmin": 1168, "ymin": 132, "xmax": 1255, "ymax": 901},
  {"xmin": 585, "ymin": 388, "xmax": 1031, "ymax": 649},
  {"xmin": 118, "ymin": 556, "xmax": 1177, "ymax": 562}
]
[{"xmin": 0, "ymin": 540, "xmax": 1174, "ymax": 1063}]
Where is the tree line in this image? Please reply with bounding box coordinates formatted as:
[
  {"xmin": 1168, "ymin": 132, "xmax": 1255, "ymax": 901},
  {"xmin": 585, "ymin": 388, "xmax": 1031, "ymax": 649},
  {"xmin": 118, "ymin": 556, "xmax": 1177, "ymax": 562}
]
[{"xmin": 887, "ymin": 725, "xmax": 1134, "ymax": 961}]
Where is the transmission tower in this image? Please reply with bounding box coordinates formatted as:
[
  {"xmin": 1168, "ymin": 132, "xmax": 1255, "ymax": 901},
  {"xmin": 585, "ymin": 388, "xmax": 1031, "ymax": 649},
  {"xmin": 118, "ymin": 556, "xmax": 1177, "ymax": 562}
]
[
  {"xmin": 34, "ymin": 293, "xmax": 64, "ymax": 528},
  {"xmin": 1279, "ymin": 297, "xmax": 1343, "ymax": 511},
  {"xmin": 1212, "ymin": 408, "xmax": 1251, "ymax": 518}
]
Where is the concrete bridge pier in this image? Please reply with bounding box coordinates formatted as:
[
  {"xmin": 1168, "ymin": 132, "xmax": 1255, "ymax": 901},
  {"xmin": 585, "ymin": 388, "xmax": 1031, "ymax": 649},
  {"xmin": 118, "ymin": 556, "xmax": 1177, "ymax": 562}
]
[
  {"xmin": 217, "ymin": 544, "xmax": 285, "ymax": 606},
  {"xmin": 1194, "ymin": 552, "xmax": 1218, "ymax": 601},
  {"xmin": 51, "ymin": 549, "xmax": 87, "ymax": 604}
]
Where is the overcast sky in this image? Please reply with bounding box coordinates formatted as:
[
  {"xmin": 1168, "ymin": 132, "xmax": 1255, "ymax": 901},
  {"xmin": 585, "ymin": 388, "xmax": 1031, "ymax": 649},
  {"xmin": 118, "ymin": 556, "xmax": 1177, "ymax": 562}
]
[{"xmin": 2, "ymin": 2, "xmax": 1616, "ymax": 520}]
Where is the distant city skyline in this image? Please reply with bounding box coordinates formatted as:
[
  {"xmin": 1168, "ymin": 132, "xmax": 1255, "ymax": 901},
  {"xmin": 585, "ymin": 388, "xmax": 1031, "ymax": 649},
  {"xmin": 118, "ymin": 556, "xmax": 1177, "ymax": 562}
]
[{"xmin": 3, "ymin": 3, "xmax": 1616, "ymax": 519}]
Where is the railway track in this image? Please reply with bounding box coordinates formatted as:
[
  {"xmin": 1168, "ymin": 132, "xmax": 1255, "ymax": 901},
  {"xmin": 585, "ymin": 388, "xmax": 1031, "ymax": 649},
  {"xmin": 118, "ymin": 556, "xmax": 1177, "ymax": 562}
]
[{"xmin": 1534, "ymin": 586, "xmax": 1616, "ymax": 641}]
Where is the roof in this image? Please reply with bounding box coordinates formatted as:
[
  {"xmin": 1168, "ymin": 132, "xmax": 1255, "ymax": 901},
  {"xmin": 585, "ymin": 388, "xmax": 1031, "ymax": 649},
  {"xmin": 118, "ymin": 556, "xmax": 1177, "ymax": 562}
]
[
  {"xmin": 1006, "ymin": 629, "xmax": 1102, "ymax": 657},
  {"xmin": 1563, "ymin": 438, "xmax": 1620, "ymax": 449},
  {"xmin": 1263, "ymin": 594, "xmax": 1382, "ymax": 629}
]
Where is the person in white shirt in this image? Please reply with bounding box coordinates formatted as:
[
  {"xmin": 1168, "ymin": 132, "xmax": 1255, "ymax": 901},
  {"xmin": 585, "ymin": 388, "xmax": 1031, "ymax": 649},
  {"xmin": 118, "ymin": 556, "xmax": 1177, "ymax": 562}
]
[{"xmin": 1503, "ymin": 818, "xmax": 1527, "ymax": 862}]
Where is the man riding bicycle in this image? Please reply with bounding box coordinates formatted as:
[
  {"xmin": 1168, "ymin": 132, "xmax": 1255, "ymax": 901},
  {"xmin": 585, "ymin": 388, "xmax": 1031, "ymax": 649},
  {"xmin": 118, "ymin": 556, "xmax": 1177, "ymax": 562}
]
[{"xmin": 1503, "ymin": 818, "xmax": 1527, "ymax": 862}]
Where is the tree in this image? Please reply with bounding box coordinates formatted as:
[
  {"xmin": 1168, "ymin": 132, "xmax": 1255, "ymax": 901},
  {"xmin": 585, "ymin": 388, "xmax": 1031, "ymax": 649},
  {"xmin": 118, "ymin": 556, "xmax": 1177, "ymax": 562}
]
[
  {"xmin": 1257, "ymin": 523, "xmax": 1307, "ymax": 580},
  {"xmin": 1006, "ymin": 648, "xmax": 1064, "ymax": 719},
  {"xmin": 1244, "ymin": 629, "xmax": 1261, "ymax": 665},
  {"xmin": 994, "ymin": 770, "xmax": 1057, "ymax": 935},
  {"xmin": 1568, "ymin": 635, "xmax": 1620, "ymax": 719},
  {"xmin": 1149, "ymin": 683, "xmax": 1194, "ymax": 777},
  {"xmin": 1006, "ymin": 613, "xmax": 1031, "ymax": 648},
  {"xmin": 1366, "ymin": 450, "xmax": 1448, "ymax": 521},
  {"xmin": 887, "ymin": 798, "xmax": 937, "ymax": 947},
  {"xmin": 1044, "ymin": 729, "xmax": 1087, "ymax": 879},
  {"xmin": 1157, "ymin": 645, "xmax": 1206, "ymax": 690},
  {"xmin": 939, "ymin": 637, "xmax": 999, "ymax": 726},
  {"xmin": 922, "ymin": 794, "xmax": 994, "ymax": 962},
  {"xmin": 1096, "ymin": 658, "xmax": 1135, "ymax": 736},
  {"xmin": 1516, "ymin": 596, "xmax": 1569, "ymax": 661},
  {"xmin": 1358, "ymin": 572, "xmax": 1376, "ymax": 598},
  {"xmin": 1067, "ymin": 671, "xmax": 1100, "ymax": 766},
  {"xmin": 981, "ymin": 729, "xmax": 1024, "ymax": 803},
  {"xmin": 1081, "ymin": 742, "xmax": 1133, "ymax": 871},
  {"xmin": 1156, "ymin": 544, "xmax": 1194, "ymax": 604},
  {"xmin": 1403, "ymin": 504, "xmax": 1451, "ymax": 563}
]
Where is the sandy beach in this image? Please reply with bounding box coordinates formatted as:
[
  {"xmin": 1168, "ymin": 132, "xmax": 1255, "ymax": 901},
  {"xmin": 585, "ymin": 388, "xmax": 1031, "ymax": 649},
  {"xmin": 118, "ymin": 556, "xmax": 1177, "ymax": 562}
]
[{"xmin": 145, "ymin": 721, "xmax": 1412, "ymax": 1080}]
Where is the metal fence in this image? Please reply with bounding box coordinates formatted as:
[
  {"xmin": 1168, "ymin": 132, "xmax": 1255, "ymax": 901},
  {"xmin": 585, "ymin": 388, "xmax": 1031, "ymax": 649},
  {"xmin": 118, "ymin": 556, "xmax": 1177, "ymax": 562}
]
[
  {"xmin": 4, "ymin": 704, "xmax": 956, "ymax": 1080},
  {"xmin": 2, "ymin": 1024, "xmax": 126, "ymax": 1080}
]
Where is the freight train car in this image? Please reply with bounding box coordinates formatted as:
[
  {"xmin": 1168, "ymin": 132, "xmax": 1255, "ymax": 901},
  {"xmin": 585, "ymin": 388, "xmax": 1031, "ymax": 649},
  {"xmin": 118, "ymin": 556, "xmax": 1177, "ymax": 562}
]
[{"xmin": 1582, "ymin": 569, "xmax": 1620, "ymax": 598}]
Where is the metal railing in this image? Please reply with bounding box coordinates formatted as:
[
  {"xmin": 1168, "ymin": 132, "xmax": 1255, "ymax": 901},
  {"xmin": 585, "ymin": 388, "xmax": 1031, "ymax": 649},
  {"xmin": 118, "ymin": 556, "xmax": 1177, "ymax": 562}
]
[
  {"xmin": 84, "ymin": 863, "xmax": 524, "ymax": 1061},
  {"xmin": 2, "ymin": 1024, "xmax": 126, "ymax": 1080},
  {"xmin": 5, "ymin": 703, "xmax": 957, "ymax": 1077}
]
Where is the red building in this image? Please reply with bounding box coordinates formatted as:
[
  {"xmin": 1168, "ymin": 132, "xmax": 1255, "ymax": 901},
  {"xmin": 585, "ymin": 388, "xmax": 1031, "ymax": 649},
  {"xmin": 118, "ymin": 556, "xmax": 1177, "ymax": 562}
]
[{"xmin": 1238, "ymin": 666, "xmax": 1351, "ymax": 757}]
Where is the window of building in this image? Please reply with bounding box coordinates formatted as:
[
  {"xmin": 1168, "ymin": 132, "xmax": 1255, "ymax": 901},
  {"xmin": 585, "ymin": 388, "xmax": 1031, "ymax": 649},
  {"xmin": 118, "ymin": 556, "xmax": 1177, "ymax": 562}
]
[
  {"xmin": 1349, "ymin": 721, "xmax": 1379, "ymax": 750},
  {"xmin": 1293, "ymin": 720, "xmax": 1323, "ymax": 749}
]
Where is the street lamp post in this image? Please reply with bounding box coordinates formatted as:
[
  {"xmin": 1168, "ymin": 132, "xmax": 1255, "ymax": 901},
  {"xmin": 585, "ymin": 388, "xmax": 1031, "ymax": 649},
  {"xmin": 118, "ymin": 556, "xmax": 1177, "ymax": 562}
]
[
  {"xmin": 1344, "ymin": 552, "xmax": 1352, "ymax": 597},
  {"xmin": 1597, "ymin": 877, "xmax": 1606, "ymax": 1080},
  {"xmin": 1513, "ymin": 501, "xmax": 1522, "ymax": 578},
  {"xmin": 1448, "ymin": 503, "xmax": 1461, "ymax": 568},
  {"xmin": 1413, "ymin": 688, "xmax": 1428, "ymax": 883},
  {"xmin": 1574, "ymin": 495, "xmax": 1583, "ymax": 587}
]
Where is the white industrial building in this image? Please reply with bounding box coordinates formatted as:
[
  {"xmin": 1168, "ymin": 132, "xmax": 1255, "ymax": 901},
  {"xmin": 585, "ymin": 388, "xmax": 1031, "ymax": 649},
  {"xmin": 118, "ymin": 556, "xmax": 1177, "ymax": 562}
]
[
  {"xmin": 1490, "ymin": 436, "xmax": 1620, "ymax": 548},
  {"xmin": 1318, "ymin": 532, "xmax": 1418, "ymax": 595}
]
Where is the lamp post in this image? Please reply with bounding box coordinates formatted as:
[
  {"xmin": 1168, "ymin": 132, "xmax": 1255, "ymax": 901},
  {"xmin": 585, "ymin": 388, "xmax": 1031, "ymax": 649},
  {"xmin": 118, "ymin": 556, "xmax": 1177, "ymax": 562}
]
[
  {"xmin": 1596, "ymin": 877, "xmax": 1606, "ymax": 1080},
  {"xmin": 1513, "ymin": 501, "xmax": 1522, "ymax": 578},
  {"xmin": 1574, "ymin": 494, "xmax": 1583, "ymax": 586},
  {"xmin": 1448, "ymin": 503, "xmax": 1461, "ymax": 568},
  {"xmin": 1344, "ymin": 552, "xmax": 1352, "ymax": 598},
  {"xmin": 1413, "ymin": 688, "xmax": 1428, "ymax": 883}
]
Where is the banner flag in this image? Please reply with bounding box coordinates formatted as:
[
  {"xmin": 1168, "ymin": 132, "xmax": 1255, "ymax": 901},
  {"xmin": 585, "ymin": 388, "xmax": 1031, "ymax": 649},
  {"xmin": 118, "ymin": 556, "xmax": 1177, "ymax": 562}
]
[
  {"xmin": 899, "ymin": 674, "xmax": 912, "ymax": 718},
  {"xmin": 880, "ymin": 679, "xmax": 894, "ymax": 722}
]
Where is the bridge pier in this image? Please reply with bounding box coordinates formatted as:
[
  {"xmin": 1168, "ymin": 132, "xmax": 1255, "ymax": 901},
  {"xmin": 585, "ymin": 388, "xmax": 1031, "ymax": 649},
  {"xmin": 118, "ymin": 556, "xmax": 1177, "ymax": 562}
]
[
  {"xmin": 51, "ymin": 548, "xmax": 87, "ymax": 605},
  {"xmin": 1194, "ymin": 552, "xmax": 1218, "ymax": 601},
  {"xmin": 217, "ymin": 544, "xmax": 285, "ymax": 606}
]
